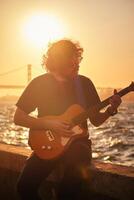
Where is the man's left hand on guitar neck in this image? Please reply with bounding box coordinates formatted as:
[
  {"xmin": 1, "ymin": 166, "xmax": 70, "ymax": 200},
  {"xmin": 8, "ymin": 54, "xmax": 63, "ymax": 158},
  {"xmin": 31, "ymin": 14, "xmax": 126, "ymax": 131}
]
[{"xmin": 106, "ymin": 89, "xmax": 122, "ymax": 116}]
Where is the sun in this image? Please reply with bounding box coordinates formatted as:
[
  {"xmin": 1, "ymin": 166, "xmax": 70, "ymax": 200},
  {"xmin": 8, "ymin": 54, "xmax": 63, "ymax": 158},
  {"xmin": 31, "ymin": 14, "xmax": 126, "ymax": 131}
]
[{"xmin": 23, "ymin": 14, "xmax": 65, "ymax": 48}]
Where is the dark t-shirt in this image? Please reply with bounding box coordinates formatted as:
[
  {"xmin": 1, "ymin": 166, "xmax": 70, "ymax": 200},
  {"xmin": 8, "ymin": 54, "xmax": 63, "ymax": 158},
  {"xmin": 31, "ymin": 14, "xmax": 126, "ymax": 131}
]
[{"xmin": 16, "ymin": 73, "xmax": 100, "ymax": 120}]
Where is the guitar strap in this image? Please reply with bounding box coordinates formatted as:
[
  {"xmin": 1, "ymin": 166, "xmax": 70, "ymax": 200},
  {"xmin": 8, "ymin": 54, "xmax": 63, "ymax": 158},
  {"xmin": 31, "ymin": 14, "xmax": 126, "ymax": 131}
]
[{"xmin": 74, "ymin": 76, "xmax": 87, "ymax": 109}]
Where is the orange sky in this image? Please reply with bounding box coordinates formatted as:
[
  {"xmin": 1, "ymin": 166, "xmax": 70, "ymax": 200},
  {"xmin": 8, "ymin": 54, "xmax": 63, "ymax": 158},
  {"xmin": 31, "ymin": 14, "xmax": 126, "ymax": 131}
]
[{"xmin": 0, "ymin": 0, "xmax": 134, "ymax": 89}]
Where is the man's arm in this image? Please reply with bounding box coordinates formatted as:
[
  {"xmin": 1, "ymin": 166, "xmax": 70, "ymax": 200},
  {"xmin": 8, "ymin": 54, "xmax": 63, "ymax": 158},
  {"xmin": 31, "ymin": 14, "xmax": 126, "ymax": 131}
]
[
  {"xmin": 89, "ymin": 109, "xmax": 112, "ymax": 127},
  {"xmin": 89, "ymin": 89, "xmax": 122, "ymax": 127},
  {"xmin": 14, "ymin": 107, "xmax": 73, "ymax": 136},
  {"xmin": 14, "ymin": 108, "xmax": 44, "ymax": 129}
]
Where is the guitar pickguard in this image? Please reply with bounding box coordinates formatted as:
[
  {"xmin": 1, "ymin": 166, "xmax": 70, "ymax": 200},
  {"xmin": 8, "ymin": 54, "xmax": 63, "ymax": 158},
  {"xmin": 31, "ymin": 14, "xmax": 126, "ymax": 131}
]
[
  {"xmin": 61, "ymin": 125, "xmax": 83, "ymax": 146},
  {"xmin": 72, "ymin": 125, "xmax": 83, "ymax": 135}
]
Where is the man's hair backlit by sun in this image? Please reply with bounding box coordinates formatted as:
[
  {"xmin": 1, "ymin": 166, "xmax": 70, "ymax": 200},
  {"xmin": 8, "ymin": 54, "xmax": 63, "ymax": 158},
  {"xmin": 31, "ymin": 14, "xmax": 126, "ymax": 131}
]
[
  {"xmin": 23, "ymin": 14, "xmax": 65, "ymax": 48},
  {"xmin": 42, "ymin": 39, "xmax": 83, "ymax": 72}
]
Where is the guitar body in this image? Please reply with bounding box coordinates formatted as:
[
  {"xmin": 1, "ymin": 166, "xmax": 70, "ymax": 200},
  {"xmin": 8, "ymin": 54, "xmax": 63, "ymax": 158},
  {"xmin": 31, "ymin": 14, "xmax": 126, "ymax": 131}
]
[{"xmin": 29, "ymin": 104, "xmax": 88, "ymax": 160}]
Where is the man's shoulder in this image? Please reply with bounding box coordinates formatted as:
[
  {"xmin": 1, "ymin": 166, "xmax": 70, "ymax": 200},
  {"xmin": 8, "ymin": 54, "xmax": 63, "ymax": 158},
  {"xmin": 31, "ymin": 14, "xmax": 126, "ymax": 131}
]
[
  {"xmin": 79, "ymin": 74, "xmax": 93, "ymax": 85},
  {"xmin": 30, "ymin": 73, "xmax": 52, "ymax": 85},
  {"xmin": 32, "ymin": 73, "xmax": 50, "ymax": 81}
]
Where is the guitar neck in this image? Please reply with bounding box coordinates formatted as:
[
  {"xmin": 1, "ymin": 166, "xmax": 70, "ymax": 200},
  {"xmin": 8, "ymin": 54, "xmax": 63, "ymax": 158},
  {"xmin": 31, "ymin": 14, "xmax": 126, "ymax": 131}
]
[
  {"xmin": 97, "ymin": 85, "xmax": 131, "ymax": 110},
  {"xmin": 73, "ymin": 86, "xmax": 131, "ymax": 125}
]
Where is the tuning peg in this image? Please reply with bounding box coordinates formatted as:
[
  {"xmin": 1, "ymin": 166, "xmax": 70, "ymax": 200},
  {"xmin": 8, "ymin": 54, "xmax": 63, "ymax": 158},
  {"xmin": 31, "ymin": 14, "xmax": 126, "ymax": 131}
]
[{"xmin": 129, "ymin": 82, "xmax": 134, "ymax": 91}]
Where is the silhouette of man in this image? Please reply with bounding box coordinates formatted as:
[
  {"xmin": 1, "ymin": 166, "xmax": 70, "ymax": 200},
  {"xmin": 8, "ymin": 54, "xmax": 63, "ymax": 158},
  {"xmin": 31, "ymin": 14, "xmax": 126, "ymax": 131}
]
[{"xmin": 14, "ymin": 39, "xmax": 121, "ymax": 200}]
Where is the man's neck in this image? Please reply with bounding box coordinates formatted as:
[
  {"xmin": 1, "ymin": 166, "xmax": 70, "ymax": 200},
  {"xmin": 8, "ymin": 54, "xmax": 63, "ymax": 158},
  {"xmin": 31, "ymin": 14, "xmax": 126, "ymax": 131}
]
[{"xmin": 50, "ymin": 72, "xmax": 71, "ymax": 82}]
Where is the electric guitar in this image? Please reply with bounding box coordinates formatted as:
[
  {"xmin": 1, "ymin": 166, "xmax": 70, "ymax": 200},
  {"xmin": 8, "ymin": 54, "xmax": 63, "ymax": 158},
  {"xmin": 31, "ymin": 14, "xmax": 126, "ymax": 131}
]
[{"xmin": 29, "ymin": 82, "xmax": 134, "ymax": 160}]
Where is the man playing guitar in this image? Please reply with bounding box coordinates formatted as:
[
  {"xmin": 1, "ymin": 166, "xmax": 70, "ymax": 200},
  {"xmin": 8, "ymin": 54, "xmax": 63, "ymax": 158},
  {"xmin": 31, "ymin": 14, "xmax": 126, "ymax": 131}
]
[{"xmin": 14, "ymin": 39, "xmax": 121, "ymax": 200}]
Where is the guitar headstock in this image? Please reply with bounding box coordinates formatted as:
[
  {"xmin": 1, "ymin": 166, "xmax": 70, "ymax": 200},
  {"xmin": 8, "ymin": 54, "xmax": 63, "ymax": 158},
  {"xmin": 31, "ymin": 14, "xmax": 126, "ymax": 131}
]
[{"xmin": 128, "ymin": 82, "xmax": 134, "ymax": 91}]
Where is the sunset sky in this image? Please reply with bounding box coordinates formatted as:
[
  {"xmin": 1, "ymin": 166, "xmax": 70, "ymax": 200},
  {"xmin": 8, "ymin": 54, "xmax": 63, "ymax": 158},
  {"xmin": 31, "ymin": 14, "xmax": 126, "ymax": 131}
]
[{"xmin": 0, "ymin": 0, "xmax": 134, "ymax": 89}]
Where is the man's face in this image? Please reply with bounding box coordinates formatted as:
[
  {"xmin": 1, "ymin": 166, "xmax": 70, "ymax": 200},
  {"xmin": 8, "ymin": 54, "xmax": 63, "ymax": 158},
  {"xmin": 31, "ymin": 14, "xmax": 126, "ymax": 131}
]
[{"xmin": 58, "ymin": 55, "xmax": 82, "ymax": 79}]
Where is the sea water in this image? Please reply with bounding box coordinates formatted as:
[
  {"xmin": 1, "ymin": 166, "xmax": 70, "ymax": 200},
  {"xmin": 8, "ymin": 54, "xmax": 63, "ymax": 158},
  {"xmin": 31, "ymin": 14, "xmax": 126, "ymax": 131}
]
[{"xmin": 0, "ymin": 101, "xmax": 133, "ymax": 167}]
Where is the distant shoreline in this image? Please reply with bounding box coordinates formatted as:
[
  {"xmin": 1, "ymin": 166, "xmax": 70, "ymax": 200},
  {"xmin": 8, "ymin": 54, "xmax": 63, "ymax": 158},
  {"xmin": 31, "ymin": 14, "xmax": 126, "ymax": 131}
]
[{"xmin": 0, "ymin": 87, "xmax": 134, "ymax": 102}]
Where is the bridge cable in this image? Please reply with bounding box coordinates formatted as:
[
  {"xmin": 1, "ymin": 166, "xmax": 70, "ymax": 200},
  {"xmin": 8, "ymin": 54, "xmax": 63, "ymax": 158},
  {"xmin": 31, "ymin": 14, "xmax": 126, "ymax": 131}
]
[{"xmin": 0, "ymin": 66, "xmax": 26, "ymax": 77}]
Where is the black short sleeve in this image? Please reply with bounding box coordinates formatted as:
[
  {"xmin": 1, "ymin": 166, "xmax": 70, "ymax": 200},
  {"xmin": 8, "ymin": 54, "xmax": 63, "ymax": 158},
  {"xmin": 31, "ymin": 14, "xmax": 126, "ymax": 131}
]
[
  {"xmin": 87, "ymin": 78, "xmax": 101, "ymax": 106},
  {"xmin": 81, "ymin": 76, "xmax": 101, "ymax": 108},
  {"xmin": 16, "ymin": 78, "xmax": 39, "ymax": 114}
]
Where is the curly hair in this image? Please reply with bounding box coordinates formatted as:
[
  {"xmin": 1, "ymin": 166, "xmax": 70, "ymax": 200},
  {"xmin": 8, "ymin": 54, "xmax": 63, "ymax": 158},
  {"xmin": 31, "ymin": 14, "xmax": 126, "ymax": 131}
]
[{"xmin": 42, "ymin": 39, "xmax": 83, "ymax": 72}]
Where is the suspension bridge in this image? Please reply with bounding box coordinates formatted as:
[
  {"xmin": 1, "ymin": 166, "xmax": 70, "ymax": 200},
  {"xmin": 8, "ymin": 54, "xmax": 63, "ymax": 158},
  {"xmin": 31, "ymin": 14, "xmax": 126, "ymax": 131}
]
[{"xmin": 0, "ymin": 64, "xmax": 39, "ymax": 89}]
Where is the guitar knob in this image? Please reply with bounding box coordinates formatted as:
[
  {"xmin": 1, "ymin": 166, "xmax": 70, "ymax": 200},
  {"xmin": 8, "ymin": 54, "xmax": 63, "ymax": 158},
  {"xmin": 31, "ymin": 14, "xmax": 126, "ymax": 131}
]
[
  {"xmin": 47, "ymin": 145, "xmax": 52, "ymax": 150},
  {"xmin": 42, "ymin": 145, "xmax": 46, "ymax": 150}
]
